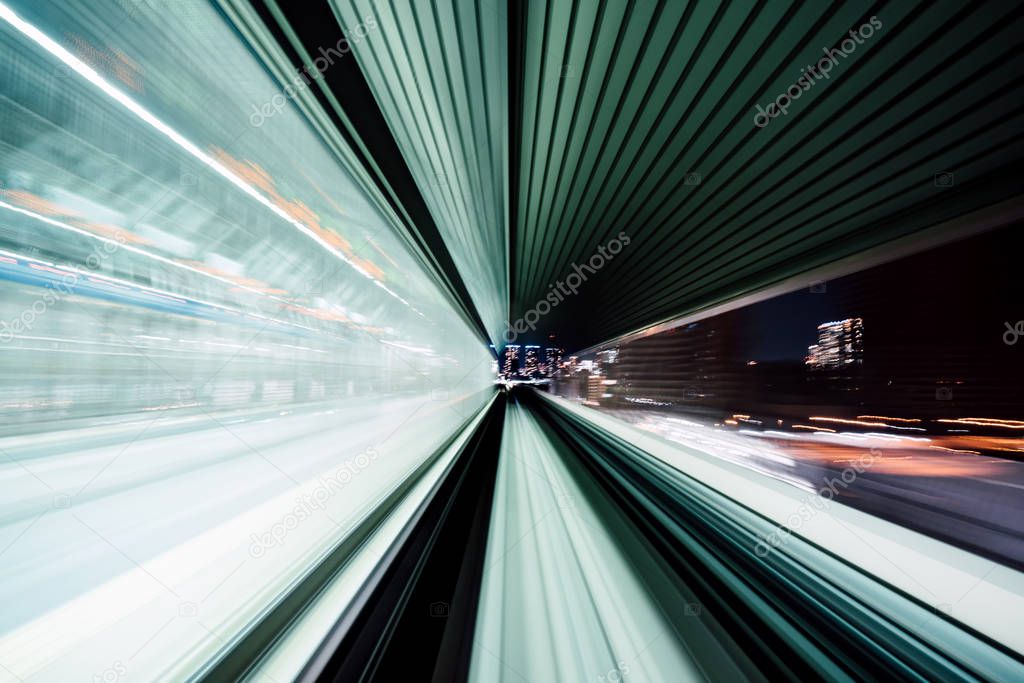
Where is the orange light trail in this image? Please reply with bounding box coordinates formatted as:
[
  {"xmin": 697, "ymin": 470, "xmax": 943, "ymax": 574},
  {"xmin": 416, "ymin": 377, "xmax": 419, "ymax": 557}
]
[
  {"xmin": 809, "ymin": 416, "xmax": 888, "ymax": 427},
  {"xmin": 937, "ymin": 418, "xmax": 1024, "ymax": 430},
  {"xmin": 929, "ymin": 445, "xmax": 982, "ymax": 455}
]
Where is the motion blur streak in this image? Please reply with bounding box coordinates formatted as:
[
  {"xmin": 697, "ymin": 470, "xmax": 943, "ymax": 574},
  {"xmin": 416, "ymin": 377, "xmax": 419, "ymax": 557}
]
[
  {"xmin": 524, "ymin": 391, "xmax": 1024, "ymax": 681},
  {"xmin": 3, "ymin": 0, "xmax": 1024, "ymax": 681},
  {"xmin": 0, "ymin": 1, "xmax": 491, "ymax": 680},
  {"xmin": 471, "ymin": 400, "xmax": 708, "ymax": 682},
  {"xmin": 0, "ymin": 2, "xmax": 409, "ymax": 306}
]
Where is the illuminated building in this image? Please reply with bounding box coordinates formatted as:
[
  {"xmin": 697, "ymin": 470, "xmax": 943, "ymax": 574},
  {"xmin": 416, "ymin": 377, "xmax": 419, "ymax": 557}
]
[
  {"xmin": 524, "ymin": 345, "xmax": 540, "ymax": 377},
  {"xmin": 806, "ymin": 318, "xmax": 864, "ymax": 369},
  {"xmin": 586, "ymin": 373, "xmax": 605, "ymax": 404},
  {"xmin": 544, "ymin": 346, "xmax": 562, "ymax": 376},
  {"xmin": 502, "ymin": 345, "xmax": 521, "ymax": 377}
]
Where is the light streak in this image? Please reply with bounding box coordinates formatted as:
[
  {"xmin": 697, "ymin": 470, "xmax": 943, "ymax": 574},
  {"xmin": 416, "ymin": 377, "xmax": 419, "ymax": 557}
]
[
  {"xmin": 810, "ymin": 416, "xmax": 887, "ymax": 427},
  {"xmin": 0, "ymin": 2, "xmax": 414, "ymax": 310},
  {"xmin": 937, "ymin": 418, "xmax": 1024, "ymax": 430},
  {"xmin": 793, "ymin": 424, "xmax": 834, "ymax": 432}
]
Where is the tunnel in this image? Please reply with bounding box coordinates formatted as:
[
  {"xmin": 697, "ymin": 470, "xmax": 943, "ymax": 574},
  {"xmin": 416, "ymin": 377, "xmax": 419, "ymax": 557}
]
[{"xmin": 1, "ymin": 1, "xmax": 1023, "ymax": 682}]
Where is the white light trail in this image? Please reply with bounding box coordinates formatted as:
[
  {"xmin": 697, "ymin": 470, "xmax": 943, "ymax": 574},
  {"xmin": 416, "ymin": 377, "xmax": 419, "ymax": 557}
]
[{"xmin": 0, "ymin": 2, "xmax": 412, "ymax": 309}]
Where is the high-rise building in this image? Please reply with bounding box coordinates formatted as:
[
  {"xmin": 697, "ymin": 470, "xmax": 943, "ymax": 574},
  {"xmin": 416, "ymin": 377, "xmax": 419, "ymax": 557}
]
[
  {"xmin": 586, "ymin": 372, "xmax": 605, "ymax": 405},
  {"xmin": 544, "ymin": 346, "xmax": 562, "ymax": 377},
  {"xmin": 524, "ymin": 346, "xmax": 540, "ymax": 377},
  {"xmin": 806, "ymin": 318, "xmax": 864, "ymax": 369},
  {"xmin": 502, "ymin": 345, "xmax": 521, "ymax": 377},
  {"xmin": 602, "ymin": 323, "xmax": 733, "ymax": 408}
]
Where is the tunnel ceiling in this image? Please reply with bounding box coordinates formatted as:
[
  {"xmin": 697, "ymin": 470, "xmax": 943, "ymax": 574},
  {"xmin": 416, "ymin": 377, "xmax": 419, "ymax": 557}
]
[{"xmin": 238, "ymin": 0, "xmax": 1024, "ymax": 352}]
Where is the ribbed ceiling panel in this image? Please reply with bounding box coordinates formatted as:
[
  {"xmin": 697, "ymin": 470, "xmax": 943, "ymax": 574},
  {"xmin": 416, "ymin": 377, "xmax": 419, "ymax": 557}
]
[
  {"xmin": 332, "ymin": 0, "xmax": 509, "ymax": 345},
  {"xmin": 511, "ymin": 0, "xmax": 1024, "ymax": 349}
]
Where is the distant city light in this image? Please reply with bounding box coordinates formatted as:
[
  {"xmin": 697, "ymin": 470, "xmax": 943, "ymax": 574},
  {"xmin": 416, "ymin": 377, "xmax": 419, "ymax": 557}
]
[{"xmin": 806, "ymin": 317, "xmax": 864, "ymax": 369}]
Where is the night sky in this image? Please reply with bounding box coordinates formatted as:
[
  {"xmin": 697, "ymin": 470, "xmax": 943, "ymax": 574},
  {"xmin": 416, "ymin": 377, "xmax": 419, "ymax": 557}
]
[
  {"xmin": 546, "ymin": 222, "xmax": 1023, "ymax": 372},
  {"xmin": 736, "ymin": 287, "xmax": 848, "ymax": 362},
  {"xmin": 737, "ymin": 224, "xmax": 1024, "ymax": 368}
]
